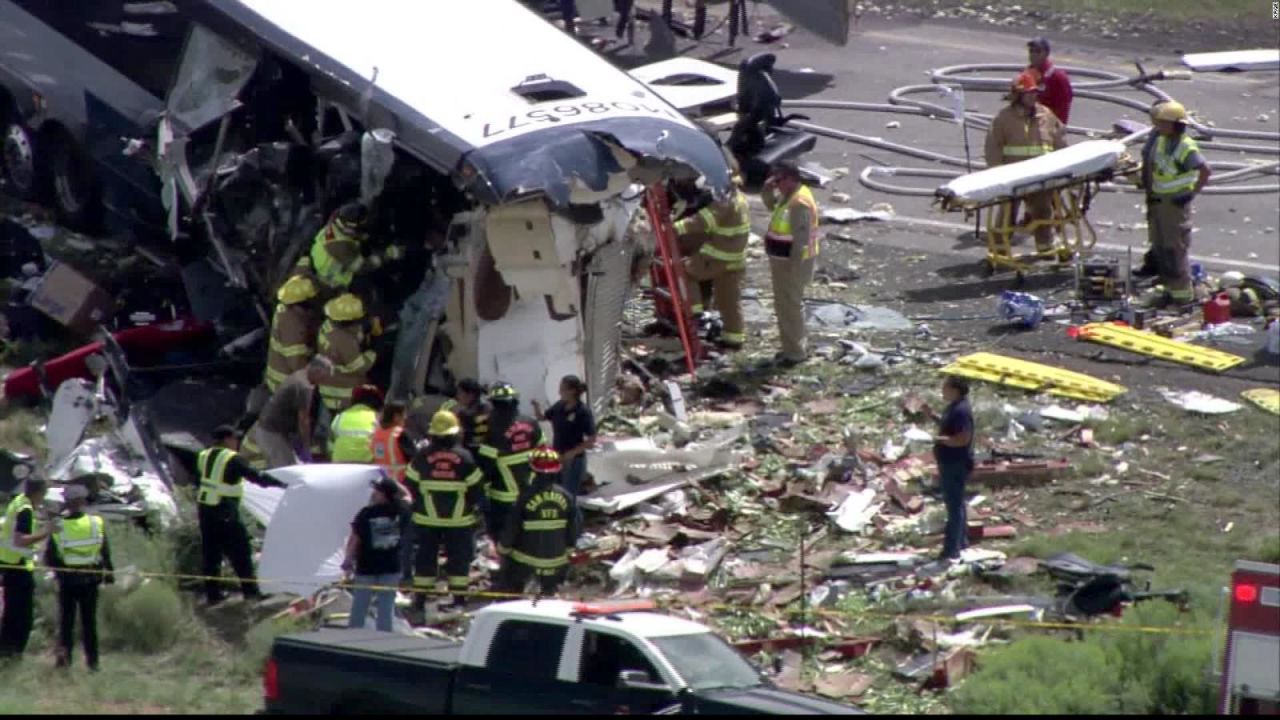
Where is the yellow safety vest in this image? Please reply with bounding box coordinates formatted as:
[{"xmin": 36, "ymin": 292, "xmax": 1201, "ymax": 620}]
[
  {"xmin": 1151, "ymin": 135, "xmax": 1201, "ymax": 197},
  {"xmin": 0, "ymin": 494, "xmax": 39, "ymax": 570},
  {"xmin": 308, "ymin": 223, "xmax": 362, "ymax": 290},
  {"xmin": 329, "ymin": 404, "xmax": 378, "ymax": 463},
  {"xmin": 196, "ymin": 447, "xmax": 244, "ymax": 507},
  {"xmin": 765, "ymin": 185, "xmax": 820, "ymax": 259},
  {"xmin": 54, "ymin": 514, "xmax": 104, "ymax": 568}
]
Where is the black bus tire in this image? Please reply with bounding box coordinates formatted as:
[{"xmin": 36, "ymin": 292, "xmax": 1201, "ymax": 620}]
[{"xmin": 49, "ymin": 129, "xmax": 102, "ymax": 231}]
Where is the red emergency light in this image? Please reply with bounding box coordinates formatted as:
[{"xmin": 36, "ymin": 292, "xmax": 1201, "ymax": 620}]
[
  {"xmin": 571, "ymin": 600, "xmax": 657, "ymax": 617},
  {"xmin": 1234, "ymin": 582, "xmax": 1259, "ymax": 604}
]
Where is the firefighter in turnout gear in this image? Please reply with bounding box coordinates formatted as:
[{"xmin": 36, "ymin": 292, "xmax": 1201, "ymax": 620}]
[
  {"xmin": 495, "ymin": 446, "xmax": 580, "ymax": 596},
  {"xmin": 45, "ymin": 485, "xmax": 113, "ymax": 671},
  {"xmin": 762, "ymin": 161, "xmax": 821, "ymax": 365},
  {"xmin": 674, "ymin": 176, "xmax": 751, "ymax": 349},
  {"xmin": 264, "ymin": 274, "xmax": 320, "ymax": 394},
  {"xmin": 405, "ymin": 410, "xmax": 484, "ymax": 611},
  {"xmin": 1137, "ymin": 101, "xmax": 1212, "ymax": 307},
  {"xmin": 441, "ymin": 378, "xmax": 491, "ymax": 453},
  {"xmin": 295, "ymin": 202, "xmax": 405, "ymax": 302},
  {"xmin": 328, "ymin": 385, "xmax": 383, "ymax": 463},
  {"xmin": 476, "ymin": 382, "xmax": 543, "ymax": 546},
  {"xmin": 196, "ymin": 426, "xmax": 285, "ymax": 605},
  {"xmin": 983, "ymin": 70, "xmax": 1068, "ymax": 254},
  {"xmin": 316, "ymin": 293, "xmax": 377, "ymax": 412}
]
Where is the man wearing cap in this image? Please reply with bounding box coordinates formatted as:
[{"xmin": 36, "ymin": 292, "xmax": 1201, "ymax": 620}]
[
  {"xmin": 197, "ymin": 426, "xmax": 287, "ymax": 606},
  {"xmin": 984, "ymin": 70, "xmax": 1068, "ymax": 255},
  {"xmin": 1027, "ymin": 37, "xmax": 1073, "ymax": 125},
  {"xmin": 495, "ymin": 446, "xmax": 580, "ymax": 596},
  {"xmin": 46, "ymin": 484, "xmax": 113, "ymax": 670},
  {"xmin": 0, "ymin": 477, "xmax": 53, "ymax": 659},
  {"xmin": 762, "ymin": 160, "xmax": 821, "ymax": 367},
  {"xmin": 1137, "ymin": 101, "xmax": 1212, "ymax": 307},
  {"xmin": 341, "ymin": 475, "xmax": 411, "ymax": 632},
  {"xmin": 404, "ymin": 410, "xmax": 485, "ymax": 612}
]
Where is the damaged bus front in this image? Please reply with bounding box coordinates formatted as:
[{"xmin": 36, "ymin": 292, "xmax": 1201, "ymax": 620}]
[{"xmin": 156, "ymin": 0, "xmax": 733, "ymax": 412}]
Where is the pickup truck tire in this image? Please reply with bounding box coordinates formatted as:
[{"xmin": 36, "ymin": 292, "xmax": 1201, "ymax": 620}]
[
  {"xmin": 2, "ymin": 117, "xmax": 43, "ymax": 202},
  {"xmin": 48, "ymin": 129, "xmax": 102, "ymax": 232}
]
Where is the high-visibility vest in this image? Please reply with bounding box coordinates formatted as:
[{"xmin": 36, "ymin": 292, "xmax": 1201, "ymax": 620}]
[
  {"xmin": 370, "ymin": 424, "xmax": 409, "ymax": 482},
  {"xmin": 329, "ymin": 404, "xmax": 378, "ymax": 462},
  {"xmin": 1150, "ymin": 135, "xmax": 1201, "ymax": 198},
  {"xmin": 309, "ymin": 222, "xmax": 361, "ymax": 290},
  {"xmin": 196, "ymin": 447, "xmax": 244, "ymax": 507},
  {"xmin": 53, "ymin": 514, "xmax": 105, "ymax": 568},
  {"xmin": 764, "ymin": 185, "xmax": 820, "ymax": 260},
  {"xmin": 0, "ymin": 494, "xmax": 39, "ymax": 570}
]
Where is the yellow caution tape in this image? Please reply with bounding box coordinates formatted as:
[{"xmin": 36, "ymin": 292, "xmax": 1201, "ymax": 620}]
[
  {"xmin": 1077, "ymin": 322, "xmax": 1245, "ymax": 373},
  {"xmin": 941, "ymin": 352, "xmax": 1127, "ymax": 403},
  {"xmin": 1241, "ymin": 388, "xmax": 1280, "ymax": 415}
]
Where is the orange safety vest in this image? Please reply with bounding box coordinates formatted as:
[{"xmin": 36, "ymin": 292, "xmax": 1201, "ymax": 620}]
[{"xmin": 369, "ymin": 424, "xmax": 409, "ymax": 484}]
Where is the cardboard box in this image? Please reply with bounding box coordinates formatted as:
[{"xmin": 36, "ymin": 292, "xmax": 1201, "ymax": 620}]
[{"xmin": 28, "ymin": 261, "xmax": 114, "ymax": 336}]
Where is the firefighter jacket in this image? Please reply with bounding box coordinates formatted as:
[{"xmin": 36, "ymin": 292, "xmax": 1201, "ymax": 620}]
[
  {"xmin": 673, "ymin": 190, "xmax": 751, "ymax": 270},
  {"xmin": 305, "ymin": 220, "xmax": 363, "ymax": 293},
  {"xmin": 264, "ymin": 303, "xmax": 316, "ymax": 393},
  {"xmin": 984, "ymin": 103, "xmax": 1067, "ymax": 168},
  {"xmin": 499, "ymin": 474, "xmax": 580, "ymax": 573},
  {"xmin": 477, "ymin": 411, "xmax": 543, "ymax": 505},
  {"xmin": 316, "ymin": 319, "xmax": 376, "ymax": 411},
  {"xmin": 405, "ymin": 440, "xmax": 484, "ymax": 529},
  {"xmin": 446, "ymin": 400, "xmax": 491, "ymax": 452}
]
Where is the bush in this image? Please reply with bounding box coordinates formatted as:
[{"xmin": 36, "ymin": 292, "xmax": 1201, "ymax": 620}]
[
  {"xmin": 951, "ymin": 603, "xmax": 1215, "ymax": 715},
  {"xmin": 101, "ymin": 580, "xmax": 185, "ymax": 653},
  {"xmin": 233, "ymin": 615, "xmax": 313, "ymax": 679}
]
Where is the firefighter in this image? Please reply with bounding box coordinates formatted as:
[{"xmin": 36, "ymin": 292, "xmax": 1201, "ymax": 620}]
[
  {"xmin": 1136, "ymin": 101, "xmax": 1212, "ymax": 308},
  {"xmin": 370, "ymin": 400, "xmax": 412, "ymax": 488},
  {"xmin": 495, "ymin": 446, "xmax": 580, "ymax": 596},
  {"xmin": 441, "ymin": 378, "xmax": 490, "ymax": 453},
  {"xmin": 46, "ymin": 484, "xmax": 113, "ymax": 671},
  {"xmin": 404, "ymin": 410, "xmax": 484, "ymax": 611},
  {"xmin": 316, "ymin": 293, "xmax": 377, "ymax": 413},
  {"xmin": 264, "ymin": 274, "xmax": 320, "ymax": 394},
  {"xmin": 762, "ymin": 161, "xmax": 821, "ymax": 366},
  {"xmin": 296, "ymin": 202, "xmax": 405, "ymax": 302},
  {"xmin": 476, "ymin": 382, "xmax": 542, "ymax": 545},
  {"xmin": 328, "ymin": 385, "xmax": 383, "ymax": 463},
  {"xmin": 983, "ymin": 70, "xmax": 1068, "ymax": 255},
  {"xmin": 196, "ymin": 426, "xmax": 286, "ymax": 605},
  {"xmin": 674, "ymin": 175, "xmax": 751, "ymax": 349}
]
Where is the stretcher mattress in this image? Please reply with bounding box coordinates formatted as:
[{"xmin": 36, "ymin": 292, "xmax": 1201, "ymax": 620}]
[
  {"xmin": 936, "ymin": 140, "xmax": 1126, "ymax": 205},
  {"xmin": 1181, "ymin": 50, "xmax": 1280, "ymax": 73}
]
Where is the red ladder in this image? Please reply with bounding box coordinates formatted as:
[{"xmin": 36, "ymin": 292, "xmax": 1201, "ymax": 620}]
[{"xmin": 643, "ymin": 184, "xmax": 701, "ymax": 376}]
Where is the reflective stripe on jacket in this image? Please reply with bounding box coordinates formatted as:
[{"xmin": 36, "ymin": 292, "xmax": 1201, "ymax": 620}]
[
  {"xmin": 265, "ymin": 303, "xmax": 313, "ymax": 393},
  {"xmin": 54, "ymin": 515, "xmax": 104, "ymax": 567},
  {"xmin": 985, "ymin": 103, "xmax": 1066, "ymax": 167},
  {"xmin": 197, "ymin": 447, "xmax": 243, "ymax": 507},
  {"xmin": 406, "ymin": 446, "xmax": 484, "ymax": 528},
  {"xmin": 317, "ymin": 320, "xmax": 375, "ymax": 411},
  {"xmin": 1150, "ymin": 135, "xmax": 1201, "ymax": 197},
  {"xmin": 764, "ymin": 185, "xmax": 820, "ymax": 259},
  {"xmin": 0, "ymin": 494, "xmax": 38, "ymax": 568},
  {"xmin": 674, "ymin": 190, "xmax": 752, "ymax": 268}
]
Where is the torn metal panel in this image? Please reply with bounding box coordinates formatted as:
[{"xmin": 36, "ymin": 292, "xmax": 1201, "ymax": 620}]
[
  {"xmin": 164, "ymin": 22, "xmax": 259, "ymax": 135},
  {"xmin": 583, "ymin": 241, "xmax": 635, "ymax": 419}
]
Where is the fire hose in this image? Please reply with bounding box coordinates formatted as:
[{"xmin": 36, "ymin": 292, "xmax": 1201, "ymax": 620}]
[{"xmin": 780, "ymin": 63, "xmax": 1280, "ymax": 198}]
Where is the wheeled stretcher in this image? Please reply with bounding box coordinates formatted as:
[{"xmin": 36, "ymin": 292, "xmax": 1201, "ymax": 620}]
[{"xmin": 935, "ymin": 140, "xmax": 1134, "ymax": 277}]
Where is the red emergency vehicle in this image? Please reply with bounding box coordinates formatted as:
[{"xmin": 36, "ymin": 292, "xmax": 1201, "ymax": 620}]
[{"xmin": 1218, "ymin": 560, "xmax": 1280, "ymax": 714}]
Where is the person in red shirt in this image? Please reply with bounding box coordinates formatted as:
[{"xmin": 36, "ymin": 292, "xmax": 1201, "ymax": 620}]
[{"xmin": 1028, "ymin": 37, "xmax": 1073, "ymax": 125}]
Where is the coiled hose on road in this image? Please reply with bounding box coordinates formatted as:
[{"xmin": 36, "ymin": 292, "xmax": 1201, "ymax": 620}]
[{"xmin": 781, "ymin": 63, "xmax": 1280, "ymax": 198}]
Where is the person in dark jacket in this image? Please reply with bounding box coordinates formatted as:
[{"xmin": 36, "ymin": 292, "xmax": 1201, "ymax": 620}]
[
  {"xmin": 45, "ymin": 484, "xmax": 113, "ymax": 670},
  {"xmin": 495, "ymin": 447, "xmax": 580, "ymax": 596},
  {"xmin": 342, "ymin": 475, "xmax": 411, "ymax": 632},
  {"xmin": 932, "ymin": 376, "xmax": 975, "ymax": 562},
  {"xmin": 532, "ymin": 375, "xmax": 596, "ymax": 497},
  {"xmin": 476, "ymin": 381, "xmax": 543, "ymax": 544}
]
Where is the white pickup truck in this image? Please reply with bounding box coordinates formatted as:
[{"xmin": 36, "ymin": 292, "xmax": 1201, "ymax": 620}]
[{"xmin": 263, "ymin": 599, "xmax": 865, "ymax": 715}]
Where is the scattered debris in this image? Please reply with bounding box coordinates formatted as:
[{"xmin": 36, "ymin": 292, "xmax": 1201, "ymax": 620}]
[{"xmin": 1160, "ymin": 388, "xmax": 1243, "ymax": 415}]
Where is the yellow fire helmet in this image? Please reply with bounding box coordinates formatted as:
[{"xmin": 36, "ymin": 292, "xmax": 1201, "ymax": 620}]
[
  {"xmin": 429, "ymin": 409, "xmax": 461, "ymax": 437},
  {"xmin": 1151, "ymin": 101, "xmax": 1189, "ymax": 123},
  {"xmin": 276, "ymin": 274, "xmax": 317, "ymax": 305},
  {"xmin": 324, "ymin": 293, "xmax": 366, "ymax": 323}
]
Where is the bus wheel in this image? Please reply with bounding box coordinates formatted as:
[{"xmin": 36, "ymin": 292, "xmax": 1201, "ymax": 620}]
[
  {"xmin": 49, "ymin": 131, "xmax": 102, "ymax": 232},
  {"xmin": 2, "ymin": 120, "xmax": 43, "ymax": 202}
]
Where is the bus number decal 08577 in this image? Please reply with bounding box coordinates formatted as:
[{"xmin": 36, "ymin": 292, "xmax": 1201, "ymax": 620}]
[{"xmin": 482, "ymin": 101, "xmax": 680, "ymax": 138}]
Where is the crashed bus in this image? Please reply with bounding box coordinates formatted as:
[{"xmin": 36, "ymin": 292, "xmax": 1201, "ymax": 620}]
[{"xmin": 1, "ymin": 0, "xmax": 742, "ymax": 416}]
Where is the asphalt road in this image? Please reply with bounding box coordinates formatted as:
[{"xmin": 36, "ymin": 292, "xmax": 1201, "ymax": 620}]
[{"xmin": 609, "ymin": 7, "xmax": 1280, "ymax": 274}]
